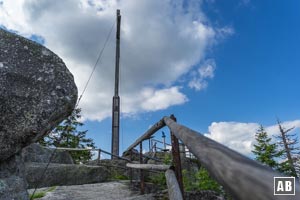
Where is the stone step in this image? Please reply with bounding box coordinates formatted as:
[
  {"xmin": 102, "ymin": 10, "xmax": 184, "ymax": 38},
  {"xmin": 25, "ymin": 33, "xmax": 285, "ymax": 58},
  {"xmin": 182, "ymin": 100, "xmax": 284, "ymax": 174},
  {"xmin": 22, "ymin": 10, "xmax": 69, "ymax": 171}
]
[{"xmin": 28, "ymin": 181, "xmax": 155, "ymax": 200}]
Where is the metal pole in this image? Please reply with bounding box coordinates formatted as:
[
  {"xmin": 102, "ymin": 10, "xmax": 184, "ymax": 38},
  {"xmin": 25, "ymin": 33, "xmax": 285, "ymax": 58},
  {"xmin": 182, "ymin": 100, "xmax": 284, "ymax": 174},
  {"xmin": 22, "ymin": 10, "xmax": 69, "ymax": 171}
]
[
  {"xmin": 111, "ymin": 9, "xmax": 121, "ymax": 159},
  {"xmin": 130, "ymin": 150, "xmax": 133, "ymax": 184},
  {"xmin": 97, "ymin": 149, "xmax": 101, "ymax": 164},
  {"xmin": 170, "ymin": 115, "xmax": 184, "ymax": 199},
  {"xmin": 139, "ymin": 142, "xmax": 145, "ymax": 194},
  {"xmin": 162, "ymin": 131, "xmax": 166, "ymax": 150}
]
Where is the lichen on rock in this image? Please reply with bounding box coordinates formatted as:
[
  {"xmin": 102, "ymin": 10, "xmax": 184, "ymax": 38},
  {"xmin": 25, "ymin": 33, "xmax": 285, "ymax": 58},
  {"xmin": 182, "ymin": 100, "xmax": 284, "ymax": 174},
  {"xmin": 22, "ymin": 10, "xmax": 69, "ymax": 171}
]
[
  {"xmin": 0, "ymin": 28, "xmax": 78, "ymax": 200},
  {"xmin": 0, "ymin": 28, "xmax": 78, "ymax": 161}
]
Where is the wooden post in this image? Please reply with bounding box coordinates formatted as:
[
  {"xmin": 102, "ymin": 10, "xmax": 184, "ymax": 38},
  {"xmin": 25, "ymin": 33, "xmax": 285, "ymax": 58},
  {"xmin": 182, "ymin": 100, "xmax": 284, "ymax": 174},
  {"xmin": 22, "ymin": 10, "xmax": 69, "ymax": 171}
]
[
  {"xmin": 165, "ymin": 169, "xmax": 183, "ymax": 200},
  {"xmin": 130, "ymin": 150, "xmax": 133, "ymax": 184},
  {"xmin": 150, "ymin": 139, "xmax": 153, "ymax": 152},
  {"xmin": 139, "ymin": 142, "xmax": 144, "ymax": 194},
  {"xmin": 170, "ymin": 115, "xmax": 184, "ymax": 198}
]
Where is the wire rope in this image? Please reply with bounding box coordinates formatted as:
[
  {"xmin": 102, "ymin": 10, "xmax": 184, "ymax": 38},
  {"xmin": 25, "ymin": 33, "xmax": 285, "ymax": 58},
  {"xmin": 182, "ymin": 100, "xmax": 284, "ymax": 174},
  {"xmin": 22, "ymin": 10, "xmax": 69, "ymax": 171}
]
[
  {"xmin": 76, "ymin": 21, "xmax": 115, "ymax": 108},
  {"xmin": 30, "ymin": 20, "xmax": 115, "ymax": 200}
]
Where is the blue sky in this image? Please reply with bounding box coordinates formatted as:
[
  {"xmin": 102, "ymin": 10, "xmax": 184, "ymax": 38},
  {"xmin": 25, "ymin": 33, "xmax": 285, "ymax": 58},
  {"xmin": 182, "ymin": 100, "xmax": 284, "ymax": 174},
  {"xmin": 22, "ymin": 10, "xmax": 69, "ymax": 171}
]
[{"xmin": 1, "ymin": 0, "xmax": 299, "ymax": 157}]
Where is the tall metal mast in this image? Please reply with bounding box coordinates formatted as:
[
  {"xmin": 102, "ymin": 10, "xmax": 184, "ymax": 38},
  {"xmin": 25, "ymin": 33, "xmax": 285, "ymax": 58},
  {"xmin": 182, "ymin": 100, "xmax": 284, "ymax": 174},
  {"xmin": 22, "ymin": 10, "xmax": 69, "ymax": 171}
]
[{"xmin": 111, "ymin": 9, "xmax": 121, "ymax": 159}]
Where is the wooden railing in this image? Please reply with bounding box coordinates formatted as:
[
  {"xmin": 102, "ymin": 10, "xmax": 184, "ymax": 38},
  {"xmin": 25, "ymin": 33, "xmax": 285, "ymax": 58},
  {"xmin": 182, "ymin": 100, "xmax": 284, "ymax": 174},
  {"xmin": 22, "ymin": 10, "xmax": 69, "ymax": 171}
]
[{"xmin": 125, "ymin": 115, "xmax": 300, "ymax": 200}]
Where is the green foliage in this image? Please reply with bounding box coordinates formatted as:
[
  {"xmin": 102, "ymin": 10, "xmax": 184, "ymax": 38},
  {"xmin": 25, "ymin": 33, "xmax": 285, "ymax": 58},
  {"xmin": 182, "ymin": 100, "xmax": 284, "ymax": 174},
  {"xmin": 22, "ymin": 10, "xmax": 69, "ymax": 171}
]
[
  {"xmin": 29, "ymin": 186, "xmax": 56, "ymax": 199},
  {"xmin": 182, "ymin": 169, "xmax": 196, "ymax": 191},
  {"xmin": 252, "ymin": 125, "xmax": 283, "ymax": 169},
  {"xmin": 182, "ymin": 167, "xmax": 222, "ymax": 194},
  {"xmin": 196, "ymin": 167, "xmax": 223, "ymax": 193},
  {"xmin": 109, "ymin": 167, "xmax": 128, "ymax": 180},
  {"xmin": 111, "ymin": 172, "xmax": 128, "ymax": 180},
  {"xmin": 149, "ymin": 172, "xmax": 167, "ymax": 189},
  {"xmin": 146, "ymin": 154, "xmax": 172, "ymax": 189},
  {"xmin": 39, "ymin": 108, "xmax": 96, "ymax": 163},
  {"xmin": 148, "ymin": 154, "xmax": 223, "ymax": 194},
  {"xmin": 163, "ymin": 153, "xmax": 172, "ymax": 165}
]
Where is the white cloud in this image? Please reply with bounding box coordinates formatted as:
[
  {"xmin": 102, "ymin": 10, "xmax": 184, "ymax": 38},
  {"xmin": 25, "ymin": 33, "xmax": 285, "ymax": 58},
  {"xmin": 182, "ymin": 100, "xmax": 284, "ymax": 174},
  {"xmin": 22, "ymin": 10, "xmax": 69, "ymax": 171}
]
[
  {"xmin": 216, "ymin": 26, "xmax": 235, "ymax": 39},
  {"xmin": 204, "ymin": 121, "xmax": 258, "ymax": 155},
  {"xmin": 141, "ymin": 87, "xmax": 188, "ymax": 112},
  {"xmin": 204, "ymin": 120, "xmax": 300, "ymax": 156},
  {"xmin": 265, "ymin": 120, "xmax": 300, "ymax": 136},
  {"xmin": 115, "ymin": 86, "xmax": 188, "ymax": 118},
  {"xmin": 0, "ymin": 0, "xmax": 223, "ymax": 121},
  {"xmin": 199, "ymin": 59, "xmax": 215, "ymax": 78},
  {"xmin": 188, "ymin": 59, "xmax": 215, "ymax": 91},
  {"xmin": 188, "ymin": 78, "xmax": 208, "ymax": 91}
]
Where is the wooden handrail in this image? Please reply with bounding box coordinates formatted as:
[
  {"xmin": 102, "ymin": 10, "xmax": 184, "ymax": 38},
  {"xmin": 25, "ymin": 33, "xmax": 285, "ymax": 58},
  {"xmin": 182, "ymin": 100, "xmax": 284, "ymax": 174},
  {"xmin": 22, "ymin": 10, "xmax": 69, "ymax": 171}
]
[
  {"xmin": 163, "ymin": 116, "xmax": 300, "ymax": 200},
  {"xmin": 126, "ymin": 163, "xmax": 170, "ymax": 171},
  {"xmin": 165, "ymin": 169, "xmax": 184, "ymax": 200},
  {"xmin": 124, "ymin": 118, "xmax": 165, "ymax": 152},
  {"xmin": 125, "ymin": 115, "xmax": 300, "ymax": 199}
]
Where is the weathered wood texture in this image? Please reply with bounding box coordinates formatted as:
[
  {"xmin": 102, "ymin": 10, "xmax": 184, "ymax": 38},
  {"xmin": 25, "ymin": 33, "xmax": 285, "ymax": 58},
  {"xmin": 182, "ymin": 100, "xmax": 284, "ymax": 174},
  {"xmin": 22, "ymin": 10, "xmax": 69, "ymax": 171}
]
[
  {"xmin": 165, "ymin": 169, "xmax": 184, "ymax": 200},
  {"xmin": 126, "ymin": 163, "xmax": 170, "ymax": 171},
  {"xmin": 125, "ymin": 118, "xmax": 165, "ymax": 152},
  {"xmin": 163, "ymin": 116, "xmax": 300, "ymax": 200}
]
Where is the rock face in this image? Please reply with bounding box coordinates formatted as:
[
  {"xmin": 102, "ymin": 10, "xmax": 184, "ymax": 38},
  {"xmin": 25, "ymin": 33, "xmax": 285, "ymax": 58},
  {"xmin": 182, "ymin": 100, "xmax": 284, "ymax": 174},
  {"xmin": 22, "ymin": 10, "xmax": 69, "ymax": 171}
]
[
  {"xmin": 0, "ymin": 28, "xmax": 77, "ymax": 200},
  {"xmin": 0, "ymin": 155, "xmax": 28, "ymax": 200},
  {"xmin": 0, "ymin": 29, "xmax": 78, "ymax": 161},
  {"xmin": 22, "ymin": 143, "xmax": 74, "ymax": 164},
  {"xmin": 25, "ymin": 162, "xmax": 109, "ymax": 188}
]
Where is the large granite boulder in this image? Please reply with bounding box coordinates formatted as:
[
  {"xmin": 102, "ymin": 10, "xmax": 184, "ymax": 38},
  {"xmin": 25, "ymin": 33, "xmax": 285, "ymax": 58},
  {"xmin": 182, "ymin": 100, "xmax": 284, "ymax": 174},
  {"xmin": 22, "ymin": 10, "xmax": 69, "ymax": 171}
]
[
  {"xmin": 0, "ymin": 28, "xmax": 77, "ymax": 200},
  {"xmin": 25, "ymin": 162, "xmax": 109, "ymax": 188},
  {"xmin": 22, "ymin": 143, "xmax": 74, "ymax": 164},
  {"xmin": 0, "ymin": 29, "xmax": 77, "ymax": 161}
]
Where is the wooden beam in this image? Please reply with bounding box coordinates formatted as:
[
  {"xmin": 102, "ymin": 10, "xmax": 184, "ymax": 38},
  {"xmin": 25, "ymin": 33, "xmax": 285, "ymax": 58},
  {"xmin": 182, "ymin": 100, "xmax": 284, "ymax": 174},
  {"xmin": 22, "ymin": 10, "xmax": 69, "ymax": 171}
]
[
  {"xmin": 126, "ymin": 163, "xmax": 170, "ymax": 171},
  {"xmin": 165, "ymin": 169, "xmax": 183, "ymax": 200},
  {"xmin": 163, "ymin": 116, "xmax": 300, "ymax": 200},
  {"xmin": 124, "ymin": 118, "xmax": 165, "ymax": 152},
  {"xmin": 48, "ymin": 147, "xmax": 95, "ymax": 151}
]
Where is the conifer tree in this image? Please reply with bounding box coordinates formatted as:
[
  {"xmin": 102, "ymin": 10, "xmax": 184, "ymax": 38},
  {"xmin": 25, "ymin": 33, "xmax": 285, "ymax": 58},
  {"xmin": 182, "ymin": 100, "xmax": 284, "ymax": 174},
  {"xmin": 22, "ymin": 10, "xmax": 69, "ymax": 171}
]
[
  {"xmin": 39, "ymin": 108, "xmax": 95, "ymax": 163},
  {"xmin": 276, "ymin": 120, "xmax": 299, "ymax": 178},
  {"xmin": 252, "ymin": 125, "xmax": 282, "ymax": 169}
]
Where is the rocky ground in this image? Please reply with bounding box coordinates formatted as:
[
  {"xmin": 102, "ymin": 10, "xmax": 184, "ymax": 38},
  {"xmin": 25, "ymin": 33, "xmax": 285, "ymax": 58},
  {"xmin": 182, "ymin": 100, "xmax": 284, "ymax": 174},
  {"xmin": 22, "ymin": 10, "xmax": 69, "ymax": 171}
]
[{"xmin": 28, "ymin": 181, "xmax": 155, "ymax": 200}]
